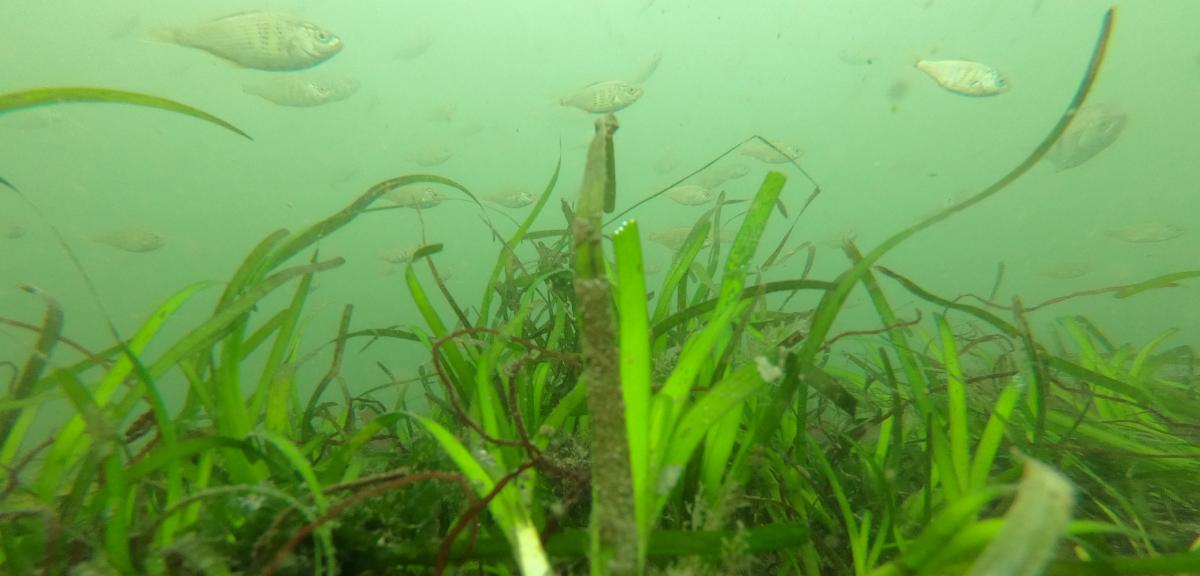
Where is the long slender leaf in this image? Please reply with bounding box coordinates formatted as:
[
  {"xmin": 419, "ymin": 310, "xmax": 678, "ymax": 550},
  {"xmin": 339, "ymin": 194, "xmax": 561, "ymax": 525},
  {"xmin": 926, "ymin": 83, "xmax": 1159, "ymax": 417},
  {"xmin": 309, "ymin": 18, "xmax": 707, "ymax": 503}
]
[{"xmin": 0, "ymin": 86, "xmax": 251, "ymax": 139}]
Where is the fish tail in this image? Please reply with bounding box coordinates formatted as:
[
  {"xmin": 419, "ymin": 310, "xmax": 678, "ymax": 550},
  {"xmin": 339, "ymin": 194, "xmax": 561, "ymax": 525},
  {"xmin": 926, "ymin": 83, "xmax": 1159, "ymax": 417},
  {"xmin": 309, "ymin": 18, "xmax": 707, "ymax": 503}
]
[{"xmin": 145, "ymin": 25, "xmax": 183, "ymax": 46}]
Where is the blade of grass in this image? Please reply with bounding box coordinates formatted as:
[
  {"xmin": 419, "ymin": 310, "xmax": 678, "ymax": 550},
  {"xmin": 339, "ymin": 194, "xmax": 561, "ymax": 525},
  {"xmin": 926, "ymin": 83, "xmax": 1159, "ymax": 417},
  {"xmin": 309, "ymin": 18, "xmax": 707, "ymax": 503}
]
[
  {"xmin": 0, "ymin": 86, "xmax": 252, "ymax": 139},
  {"xmin": 613, "ymin": 219, "xmax": 653, "ymax": 556}
]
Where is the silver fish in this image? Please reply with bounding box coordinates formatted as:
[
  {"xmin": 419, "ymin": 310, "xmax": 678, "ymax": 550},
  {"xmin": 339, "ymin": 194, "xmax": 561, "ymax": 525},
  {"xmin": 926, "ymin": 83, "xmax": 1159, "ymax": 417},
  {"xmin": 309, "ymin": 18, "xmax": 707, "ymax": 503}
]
[
  {"xmin": 406, "ymin": 145, "xmax": 454, "ymax": 167},
  {"xmin": 485, "ymin": 188, "xmax": 536, "ymax": 209},
  {"xmin": 242, "ymin": 73, "xmax": 359, "ymax": 107},
  {"xmin": 379, "ymin": 244, "xmax": 425, "ymax": 264},
  {"xmin": 1048, "ymin": 103, "xmax": 1127, "ymax": 171},
  {"xmin": 695, "ymin": 163, "xmax": 751, "ymax": 188},
  {"xmin": 393, "ymin": 32, "xmax": 434, "ymax": 60},
  {"xmin": 2, "ymin": 222, "xmax": 26, "ymax": 240},
  {"xmin": 664, "ymin": 184, "xmax": 714, "ymax": 206},
  {"xmin": 94, "ymin": 226, "xmax": 165, "ymax": 253},
  {"xmin": 1105, "ymin": 222, "xmax": 1184, "ymax": 244},
  {"xmin": 161, "ymin": 11, "xmax": 343, "ymax": 70},
  {"xmin": 648, "ymin": 226, "xmax": 710, "ymax": 250},
  {"xmin": 560, "ymin": 81, "xmax": 643, "ymax": 113},
  {"xmin": 915, "ymin": 59, "xmax": 1008, "ymax": 97},
  {"xmin": 384, "ymin": 184, "xmax": 444, "ymax": 209},
  {"xmin": 1035, "ymin": 261, "xmax": 1090, "ymax": 280},
  {"xmin": 740, "ymin": 140, "xmax": 803, "ymax": 164}
]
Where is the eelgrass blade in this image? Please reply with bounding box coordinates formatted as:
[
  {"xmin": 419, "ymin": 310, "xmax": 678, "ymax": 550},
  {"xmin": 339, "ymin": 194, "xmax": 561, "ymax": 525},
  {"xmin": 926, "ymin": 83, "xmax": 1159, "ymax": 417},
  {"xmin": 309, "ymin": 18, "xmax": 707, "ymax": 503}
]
[
  {"xmin": 405, "ymin": 247, "xmax": 473, "ymax": 400},
  {"xmin": 148, "ymin": 260, "xmax": 341, "ymax": 378},
  {"xmin": 414, "ymin": 414, "xmax": 550, "ymax": 575},
  {"xmin": 1113, "ymin": 270, "xmax": 1200, "ymax": 299},
  {"xmin": 651, "ymin": 215, "xmax": 712, "ymax": 326},
  {"xmin": 265, "ymin": 175, "xmax": 472, "ymax": 273},
  {"xmin": 252, "ymin": 430, "xmax": 335, "ymax": 576},
  {"xmin": 613, "ymin": 220, "xmax": 652, "ymax": 552},
  {"xmin": 0, "ymin": 286, "xmax": 62, "ymax": 459},
  {"xmin": 300, "ymin": 305, "xmax": 354, "ymax": 442},
  {"xmin": 250, "ymin": 251, "xmax": 320, "ymax": 432},
  {"xmin": 0, "ymin": 86, "xmax": 252, "ymax": 139},
  {"xmin": 938, "ymin": 315, "xmax": 971, "ymax": 493},
  {"xmin": 967, "ymin": 459, "xmax": 1075, "ymax": 576},
  {"xmin": 969, "ymin": 385, "xmax": 1022, "ymax": 491},
  {"xmin": 54, "ymin": 370, "xmax": 131, "ymax": 572}
]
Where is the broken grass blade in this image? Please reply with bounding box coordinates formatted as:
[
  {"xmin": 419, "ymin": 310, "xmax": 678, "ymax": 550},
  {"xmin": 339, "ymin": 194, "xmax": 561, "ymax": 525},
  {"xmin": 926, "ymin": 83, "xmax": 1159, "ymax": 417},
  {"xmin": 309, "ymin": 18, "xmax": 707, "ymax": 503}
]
[{"xmin": 967, "ymin": 458, "xmax": 1075, "ymax": 576}]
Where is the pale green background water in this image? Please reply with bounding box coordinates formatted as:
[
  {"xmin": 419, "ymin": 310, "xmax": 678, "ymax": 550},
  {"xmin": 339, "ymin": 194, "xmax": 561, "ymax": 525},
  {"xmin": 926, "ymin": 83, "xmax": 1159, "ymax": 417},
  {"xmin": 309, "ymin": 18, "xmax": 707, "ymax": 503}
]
[{"xmin": 1, "ymin": 0, "xmax": 1196, "ymax": 431}]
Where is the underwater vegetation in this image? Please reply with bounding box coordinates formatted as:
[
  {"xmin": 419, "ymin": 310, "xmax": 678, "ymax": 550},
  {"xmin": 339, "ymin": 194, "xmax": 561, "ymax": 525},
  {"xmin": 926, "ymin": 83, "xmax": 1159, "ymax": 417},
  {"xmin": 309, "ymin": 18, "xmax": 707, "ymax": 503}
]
[{"xmin": 3, "ymin": 7, "xmax": 1200, "ymax": 576}]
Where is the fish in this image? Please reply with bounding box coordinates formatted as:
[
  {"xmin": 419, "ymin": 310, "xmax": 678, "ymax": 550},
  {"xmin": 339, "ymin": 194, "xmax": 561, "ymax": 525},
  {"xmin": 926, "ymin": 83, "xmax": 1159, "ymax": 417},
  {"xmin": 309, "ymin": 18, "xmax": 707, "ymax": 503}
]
[
  {"xmin": 2, "ymin": 222, "xmax": 26, "ymax": 240},
  {"xmin": 560, "ymin": 81, "xmax": 644, "ymax": 113},
  {"xmin": 242, "ymin": 73, "xmax": 359, "ymax": 107},
  {"xmin": 695, "ymin": 163, "xmax": 751, "ymax": 188},
  {"xmin": 1047, "ymin": 103, "xmax": 1127, "ymax": 171},
  {"xmin": 663, "ymin": 184, "xmax": 715, "ymax": 206},
  {"xmin": 630, "ymin": 51, "xmax": 663, "ymax": 84},
  {"xmin": 648, "ymin": 226, "xmax": 710, "ymax": 250},
  {"xmin": 1035, "ymin": 261, "xmax": 1090, "ymax": 280},
  {"xmin": 379, "ymin": 244, "xmax": 424, "ymax": 264},
  {"xmin": 392, "ymin": 32, "xmax": 434, "ymax": 60},
  {"xmin": 383, "ymin": 184, "xmax": 444, "ymax": 209},
  {"xmin": 654, "ymin": 149, "xmax": 680, "ymax": 174},
  {"xmin": 406, "ymin": 145, "xmax": 454, "ymax": 167},
  {"xmin": 837, "ymin": 46, "xmax": 880, "ymax": 66},
  {"xmin": 1104, "ymin": 222, "xmax": 1184, "ymax": 244},
  {"xmin": 93, "ymin": 226, "xmax": 165, "ymax": 253},
  {"xmin": 740, "ymin": 140, "xmax": 803, "ymax": 164},
  {"xmin": 484, "ymin": 188, "xmax": 536, "ymax": 209},
  {"xmin": 158, "ymin": 11, "xmax": 343, "ymax": 70},
  {"xmin": 915, "ymin": 59, "xmax": 1008, "ymax": 96}
]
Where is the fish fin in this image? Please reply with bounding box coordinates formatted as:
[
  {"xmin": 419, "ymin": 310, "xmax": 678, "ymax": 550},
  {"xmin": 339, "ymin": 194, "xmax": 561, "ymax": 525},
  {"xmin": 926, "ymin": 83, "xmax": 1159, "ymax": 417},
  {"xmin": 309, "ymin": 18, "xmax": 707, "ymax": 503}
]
[{"xmin": 144, "ymin": 26, "xmax": 182, "ymax": 45}]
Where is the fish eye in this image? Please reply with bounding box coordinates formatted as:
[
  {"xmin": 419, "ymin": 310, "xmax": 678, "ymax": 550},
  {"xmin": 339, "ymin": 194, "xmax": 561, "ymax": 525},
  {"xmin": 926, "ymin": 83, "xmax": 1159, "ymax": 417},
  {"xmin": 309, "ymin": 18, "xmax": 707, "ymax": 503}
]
[{"xmin": 318, "ymin": 32, "xmax": 335, "ymax": 43}]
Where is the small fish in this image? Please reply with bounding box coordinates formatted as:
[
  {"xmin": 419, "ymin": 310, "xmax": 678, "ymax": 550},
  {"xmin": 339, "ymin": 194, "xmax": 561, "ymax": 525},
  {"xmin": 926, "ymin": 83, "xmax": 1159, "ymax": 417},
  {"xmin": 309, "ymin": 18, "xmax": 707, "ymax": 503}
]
[
  {"xmin": 406, "ymin": 145, "xmax": 454, "ymax": 167},
  {"xmin": 383, "ymin": 184, "xmax": 444, "ymax": 209},
  {"xmin": 2, "ymin": 222, "xmax": 27, "ymax": 240},
  {"xmin": 1035, "ymin": 261, "xmax": 1090, "ymax": 280},
  {"xmin": 1047, "ymin": 103, "xmax": 1127, "ymax": 171},
  {"xmin": 695, "ymin": 163, "xmax": 751, "ymax": 188},
  {"xmin": 560, "ymin": 81, "xmax": 644, "ymax": 113},
  {"xmin": 393, "ymin": 32, "xmax": 434, "ymax": 60},
  {"xmin": 915, "ymin": 59, "xmax": 1009, "ymax": 97},
  {"xmin": 630, "ymin": 51, "xmax": 663, "ymax": 84},
  {"xmin": 93, "ymin": 226, "xmax": 165, "ymax": 253},
  {"xmin": 663, "ymin": 184, "xmax": 714, "ymax": 206},
  {"xmin": 159, "ymin": 11, "xmax": 343, "ymax": 70},
  {"xmin": 648, "ymin": 226, "xmax": 710, "ymax": 250},
  {"xmin": 837, "ymin": 46, "xmax": 880, "ymax": 66},
  {"xmin": 740, "ymin": 140, "xmax": 803, "ymax": 164},
  {"xmin": 1104, "ymin": 222, "xmax": 1184, "ymax": 244},
  {"xmin": 485, "ymin": 188, "xmax": 536, "ymax": 209},
  {"xmin": 654, "ymin": 149, "xmax": 680, "ymax": 174},
  {"xmin": 242, "ymin": 73, "xmax": 359, "ymax": 107},
  {"xmin": 379, "ymin": 244, "xmax": 423, "ymax": 264}
]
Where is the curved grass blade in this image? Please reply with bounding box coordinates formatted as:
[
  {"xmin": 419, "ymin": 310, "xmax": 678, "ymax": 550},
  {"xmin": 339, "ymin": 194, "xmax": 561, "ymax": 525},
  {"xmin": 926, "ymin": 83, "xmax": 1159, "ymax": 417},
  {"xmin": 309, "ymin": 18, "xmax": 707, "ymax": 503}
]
[
  {"xmin": 267, "ymin": 175, "xmax": 472, "ymax": 271},
  {"xmin": 1114, "ymin": 270, "xmax": 1200, "ymax": 299},
  {"xmin": 0, "ymin": 86, "xmax": 251, "ymax": 139},
  {"xmin": 413, "ymin": 413, "xmax": 550, "ymax": 575}
]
